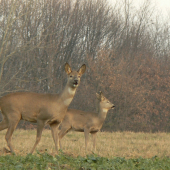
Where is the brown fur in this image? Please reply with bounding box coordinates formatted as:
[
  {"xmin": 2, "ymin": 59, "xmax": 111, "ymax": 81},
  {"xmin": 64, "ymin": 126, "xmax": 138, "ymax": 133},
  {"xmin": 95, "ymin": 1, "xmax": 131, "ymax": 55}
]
[
  {"xmin": 0, "ymin": 63, "xmax": 86, "ymax": 154},
  {"xmin": 59, "ymin": 92, "xmax": 115, "ymax": 151}
]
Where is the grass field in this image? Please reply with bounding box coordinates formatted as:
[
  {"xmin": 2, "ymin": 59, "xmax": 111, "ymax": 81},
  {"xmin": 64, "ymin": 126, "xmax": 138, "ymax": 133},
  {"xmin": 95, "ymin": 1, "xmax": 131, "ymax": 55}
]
[
  {"xmin": 0, "ymin": 129, "xmax": 170, "ymax": 169},
  {"xmin": 0, "ymin": 129, "xmax": 170, "ymax": 158}
]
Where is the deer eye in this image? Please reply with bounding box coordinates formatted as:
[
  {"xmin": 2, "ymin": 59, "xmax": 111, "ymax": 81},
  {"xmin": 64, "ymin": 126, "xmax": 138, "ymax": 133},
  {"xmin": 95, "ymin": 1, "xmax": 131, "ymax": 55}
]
[{"xmin": 70, "ymin": 75, "xmax": 73, "ymax": 78}]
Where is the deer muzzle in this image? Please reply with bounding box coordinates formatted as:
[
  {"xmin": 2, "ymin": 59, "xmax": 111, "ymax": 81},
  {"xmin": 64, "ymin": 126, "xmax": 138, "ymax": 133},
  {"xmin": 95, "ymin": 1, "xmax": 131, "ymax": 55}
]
[
  {"xmin": 73, "ymin": 80, "xmax": 78, "ymax": 86},
  {"xmin": 111, "ymin": 105, "xmax": 115, "ymax": 109}
]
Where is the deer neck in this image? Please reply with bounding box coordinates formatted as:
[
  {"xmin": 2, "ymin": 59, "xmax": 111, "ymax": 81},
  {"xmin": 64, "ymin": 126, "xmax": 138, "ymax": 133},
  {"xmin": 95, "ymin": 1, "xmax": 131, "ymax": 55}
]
[
  {"xmin": 60, "ymin": 84, "xmax": 76, "ymax": 107},
  {"xmin": 98, "ymin": 105, "xmax": 108, "ymax": 121}
]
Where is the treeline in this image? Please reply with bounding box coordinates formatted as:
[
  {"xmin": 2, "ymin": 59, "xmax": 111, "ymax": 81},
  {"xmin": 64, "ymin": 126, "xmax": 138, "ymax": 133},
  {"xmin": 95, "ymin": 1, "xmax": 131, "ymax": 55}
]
[{"xmin": 0, "ymin": 0, "xmax": 170, "ymax": 132}]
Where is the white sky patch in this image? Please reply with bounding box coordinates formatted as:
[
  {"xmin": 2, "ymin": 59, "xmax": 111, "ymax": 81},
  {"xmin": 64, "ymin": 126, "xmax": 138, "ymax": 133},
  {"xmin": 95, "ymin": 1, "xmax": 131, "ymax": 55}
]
[
  {"xmin": 108, "ymin": 0, "xmax": 170, "ymax": 18},
  {"xmin": 135, "ymin": 0, "xmax": 170, "ymax": 16}
]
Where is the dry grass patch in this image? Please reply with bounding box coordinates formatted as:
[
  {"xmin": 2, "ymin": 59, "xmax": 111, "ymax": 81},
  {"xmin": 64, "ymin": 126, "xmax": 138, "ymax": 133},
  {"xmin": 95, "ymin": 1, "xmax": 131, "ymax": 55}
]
[{"xmin": 0, "ymin": 129, "xmax": 170, "ymax": 158}]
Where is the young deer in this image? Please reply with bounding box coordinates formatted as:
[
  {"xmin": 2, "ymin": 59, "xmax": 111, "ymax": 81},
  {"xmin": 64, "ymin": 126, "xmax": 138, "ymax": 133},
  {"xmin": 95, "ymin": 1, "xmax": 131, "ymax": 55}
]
[
  {"xmin": 59, "ymin": 91, "xmax": 115, "ymax": 151},
  {"xmin": 0, "ymin": 63, "xmax": 86, "ymax": 154}
]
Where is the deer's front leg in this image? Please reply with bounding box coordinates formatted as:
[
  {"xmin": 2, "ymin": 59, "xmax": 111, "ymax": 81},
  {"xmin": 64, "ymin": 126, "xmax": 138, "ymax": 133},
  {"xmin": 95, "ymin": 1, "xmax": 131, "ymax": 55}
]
[
  {"xmin": 91, "ymin": 132, "xmax": 97, "ymax": 151},
  {"xmin": 30, "ymin": 120, "xmax": 45, "ymax": 154},
  {"xmin": 50, "ymin": 122, "xmax": 60, "ymax": 153},
  {"xmin": 84, "ymin": 128, "xmax": 90, "ymax": 152}
]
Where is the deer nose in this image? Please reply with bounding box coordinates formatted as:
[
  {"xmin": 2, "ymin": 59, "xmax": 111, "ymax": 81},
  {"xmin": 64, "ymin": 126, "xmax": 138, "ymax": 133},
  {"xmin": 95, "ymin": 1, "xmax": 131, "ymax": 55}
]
[
  {"xmin": 74, "ymin": 80, "xmax": 78, "ymax": 85},
  {"xmin": 111, "ymin": 105, "xmax": 115, "ymax": 108}
]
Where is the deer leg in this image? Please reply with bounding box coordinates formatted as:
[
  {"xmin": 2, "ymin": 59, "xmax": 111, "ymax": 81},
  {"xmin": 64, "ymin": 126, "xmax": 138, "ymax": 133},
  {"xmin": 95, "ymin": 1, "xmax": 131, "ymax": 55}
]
[
  {"xmin": 50, "ymin": 122, "xmax": 60, "ymax": 153},
  {"xmin": 84, "ymin": 128, "xmax": 90, "ymax": 152},
  {"xmin": 0, "ymin": 117, "xmax": 8, "ymax": 131},
  {"xmin": 58, "ymin": 126, "xmax": 71, "ymax": 149},
  {"xmin": 5, "ymin": 118, "xmax": 20, "ymax": 153},
  {"xmin": 30, "ymin": 120, "xmax": 45, "ymax": 154},
  {"xmin": 91, "ymin": 132, "xmax": 97, "ymax": 151}
]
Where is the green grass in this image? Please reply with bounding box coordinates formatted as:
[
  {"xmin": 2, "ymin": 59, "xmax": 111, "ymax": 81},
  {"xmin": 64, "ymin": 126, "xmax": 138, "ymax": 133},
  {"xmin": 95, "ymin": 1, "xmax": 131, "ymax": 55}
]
[
  {"xmin": 0, "ymin": 152, "xmax": 170, "ymax": 170},
  {"xmin": 1, "ymin": 130, "xmax": 170, "ymax": 169}
]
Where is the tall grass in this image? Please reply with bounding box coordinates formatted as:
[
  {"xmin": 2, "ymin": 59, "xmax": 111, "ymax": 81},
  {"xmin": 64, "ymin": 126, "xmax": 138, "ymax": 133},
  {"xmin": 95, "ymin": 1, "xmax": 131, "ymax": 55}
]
[{"xmin": 0, "ymin": 129, "xmax": 170, "ymax": 158}]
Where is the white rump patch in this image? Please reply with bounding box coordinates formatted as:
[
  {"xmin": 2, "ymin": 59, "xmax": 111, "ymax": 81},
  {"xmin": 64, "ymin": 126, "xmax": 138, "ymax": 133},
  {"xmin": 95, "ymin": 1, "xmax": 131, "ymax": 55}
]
[
  {"xmin": 68, "ymin": 87, "xmax": 76, "ymax": 95},
  {"xmin": 64, "ymin": 98, "xmax": 72, "ymax": 106}
]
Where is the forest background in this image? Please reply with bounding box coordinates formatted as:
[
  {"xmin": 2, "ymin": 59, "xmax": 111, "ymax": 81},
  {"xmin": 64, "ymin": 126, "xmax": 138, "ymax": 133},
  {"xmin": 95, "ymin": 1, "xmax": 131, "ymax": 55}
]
[{"xmin": 0, "ymin": 0, "xmax": 170, "ymax": 132}]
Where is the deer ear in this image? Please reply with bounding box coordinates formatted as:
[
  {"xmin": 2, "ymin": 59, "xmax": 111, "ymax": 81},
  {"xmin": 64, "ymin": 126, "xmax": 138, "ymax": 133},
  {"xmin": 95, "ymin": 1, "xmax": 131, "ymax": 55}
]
[
  {"xmin": 65, "ymin": 63, "xmax": 72, "ymax": 74},
  {"xmin": 96, "ymin": 91, "xmax": 102, "ymax": 100},
  {"xmin": 78, "ymin": 64, "xmax": 86, "ymax": 75},
  {"xmin": 96, "ymin": 93, "xmax": 101, "ymax": 100},
  {"xmin": 100, "ymin": 92, "xmax": 106, "ymax": 101}
]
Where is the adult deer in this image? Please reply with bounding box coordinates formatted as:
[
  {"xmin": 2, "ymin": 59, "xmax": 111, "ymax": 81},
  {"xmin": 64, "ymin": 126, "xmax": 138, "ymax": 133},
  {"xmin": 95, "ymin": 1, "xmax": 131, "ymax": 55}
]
[
  {"xmin": 59, "ymin": 91, "xmax": 115, "ymax": 151},
  {"xmin": 0, "ymin": 63, "xmax": 86, "ymax": 154}
]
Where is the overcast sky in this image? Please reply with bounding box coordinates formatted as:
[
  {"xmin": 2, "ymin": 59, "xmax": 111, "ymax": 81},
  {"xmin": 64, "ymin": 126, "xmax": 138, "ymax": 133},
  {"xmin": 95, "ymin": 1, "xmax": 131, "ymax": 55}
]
[
  {"xmin": 151, "ymin": 0, "xmax": 170, "ymax": 10},
  {"xmin": 135, "ymin": 0, "xmax": 170, "ymax": 14},
  {"xmin": 109, "ymin": 0, "xmax": 170, "ymax": 17}
]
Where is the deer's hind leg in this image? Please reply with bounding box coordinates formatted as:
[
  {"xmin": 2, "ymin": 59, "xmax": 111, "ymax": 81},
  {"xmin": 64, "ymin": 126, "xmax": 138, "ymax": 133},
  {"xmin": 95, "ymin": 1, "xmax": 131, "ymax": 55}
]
[
  {"xmin": 4, "ymin": 112, "xmax": 21, "ymax": 153},
  {"xmin": 0, "ymin": 115, "xmax": 8, "ymax": 131}
]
